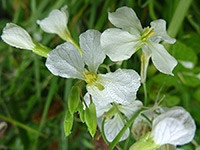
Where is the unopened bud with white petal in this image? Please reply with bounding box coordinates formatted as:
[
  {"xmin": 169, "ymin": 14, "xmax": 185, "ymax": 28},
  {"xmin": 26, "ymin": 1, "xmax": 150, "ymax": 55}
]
[
  {"xmin": 1, "ymin": 23, "xmax": 51, "ymax": 57},
  {"xmin": 151, "ymin": 107, "xmax": 196, "ymax": 146},
  {"xmin": 1, "ymin": 23, "xmax": 36, "ymax": 50},
  {"xmin": 37, "ymin": 5, "xmax": 70, "ymax": 41}
]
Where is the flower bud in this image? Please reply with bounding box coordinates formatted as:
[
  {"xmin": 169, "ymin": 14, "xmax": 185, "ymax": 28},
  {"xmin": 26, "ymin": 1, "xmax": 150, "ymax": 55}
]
[
  {"xmin": 68, "ymin": 86, "xmax": 80, "ymax": 114},
  {"xmin": 1, "ymin": 23, "xmax": 36, "ymax": 50},
  {"xmin": 37, "ymin": 5, "xmax": 70, "ymax": 41},
  {"xmin": 64, "ymin": 110, "xmax": 74, "ymax": 136}
]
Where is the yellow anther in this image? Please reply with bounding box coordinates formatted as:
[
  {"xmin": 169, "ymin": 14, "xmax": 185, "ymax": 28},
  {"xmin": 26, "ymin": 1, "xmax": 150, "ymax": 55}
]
[
  {"xmin": 83, "ymin": 70, "xmax": 98, "ymax": 84},
  {"xmin": 142, "ymin": 26, "xmax": 150, "ymax": 37},
  {"xmin": 141, "ymin": 27, "xmax": 154, "ymax": 42},
  {"xmin": 146, "ymin": 28, "xmax": 154, "ymax": 39}
]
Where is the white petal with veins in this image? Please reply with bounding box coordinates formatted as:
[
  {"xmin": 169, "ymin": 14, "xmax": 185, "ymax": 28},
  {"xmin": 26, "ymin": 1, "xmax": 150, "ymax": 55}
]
[
  {"xmin": 46, "ymin": 42, "xmax": 85, "ymax": 79},
  {"xmin": 1, "ymin": 23, "xmax": 35, "ymax": 50},
  {"xmin": 80, "ymin": 30, "xmax": 105, "ymax": 73}
]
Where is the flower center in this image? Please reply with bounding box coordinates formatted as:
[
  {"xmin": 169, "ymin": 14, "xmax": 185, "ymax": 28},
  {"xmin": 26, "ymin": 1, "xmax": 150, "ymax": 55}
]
[
  {"xmin": 83, "ymin": 70, "xmax": 104, "ymax": 90},
  {"xmin": 141, "ymin": 26, "xmax": 154, "ymax": 42},
  {"xmin": 83, "ymin": 70, "xmax": 98, "ymax": 84}
]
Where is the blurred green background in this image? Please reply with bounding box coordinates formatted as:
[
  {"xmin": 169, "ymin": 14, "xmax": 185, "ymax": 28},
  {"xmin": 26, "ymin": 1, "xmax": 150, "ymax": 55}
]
[{"xmin": 0, "ymin": 0, "xmax": 200, "ymax": 149}]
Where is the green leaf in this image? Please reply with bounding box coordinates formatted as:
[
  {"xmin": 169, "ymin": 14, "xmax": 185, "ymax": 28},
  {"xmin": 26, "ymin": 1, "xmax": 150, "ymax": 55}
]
[
  {"xmin": 64, "ymin": 111, "xmax": 74, "ymax": 137},
  {"xmin": 194, "ymin": 87, "xmax": 200, "ymax": 102},
  {"xmin": 178, "ymin": 73, "xmax": 200, "ymax": 87},
  {"xmin": 152, "ymin": 74, "xmax": 178, "ymax": 87},
  {"xmin": 171, "ymin": 41, "xmax": 198, "ymax": 66},
  {"xmin": 182, "ymin": 33, "xmax": 200, "ymax": 53},
  {"xmin": 68, "ymin": 86, "xmax": 80, "ymax": 114},
  {"xmin": 162, "ymin": 94, "xmax": 180, "ymax": 107}
]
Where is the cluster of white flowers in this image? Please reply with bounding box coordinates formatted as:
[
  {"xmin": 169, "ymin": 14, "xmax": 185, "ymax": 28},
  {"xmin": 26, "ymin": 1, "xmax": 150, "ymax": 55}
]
[{"xmin": 1, "ymin": 5, "xmax": 196, "ymax": 150}]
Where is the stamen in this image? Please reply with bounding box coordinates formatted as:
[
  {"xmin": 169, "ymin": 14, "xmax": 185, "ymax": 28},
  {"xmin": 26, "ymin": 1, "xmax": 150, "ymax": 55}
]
[
  {"xmin": 142, "ymin": 26, "xmax": 150, "ymax": 37},
  {"xmin": 141, "ymin": 27, "xmax": 154, "ymax": 42},
  {"xmin": 83, "ymin": 70, "xmax": 98, "ymax": 84},
  {"xmin": 146, "ymin": 28, "xmax": 154, "ymax": 39}
]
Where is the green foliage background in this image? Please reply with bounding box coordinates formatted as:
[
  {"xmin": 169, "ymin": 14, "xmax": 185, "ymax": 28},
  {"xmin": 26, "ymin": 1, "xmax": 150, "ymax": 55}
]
[{"xmin": 0, "ymin": 0, "xmax": 200, "ymax": 149}]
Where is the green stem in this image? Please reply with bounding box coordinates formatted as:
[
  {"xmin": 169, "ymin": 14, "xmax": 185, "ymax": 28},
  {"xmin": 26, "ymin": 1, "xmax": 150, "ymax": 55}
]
[
  {"xmin": 143, "ymin": 82, "xmax": 148, "ymax": 106},
  {"xmin": 0, "ymin": 114, "xmax": 46, "ymax": 138},
  {"xmin": 102, "ymin": 117, "xmax": 110, "ymax": 145},
  {"xmin": 62, "ymin": 29, "xmax": 82, "ymax": 55},
  {"xmin": 113, "ymin": 103, "xmax": 126, "ymax": 124},
  {"xmin": 108, "ymin": 109, "xmax": 144, "ymax": 150}
]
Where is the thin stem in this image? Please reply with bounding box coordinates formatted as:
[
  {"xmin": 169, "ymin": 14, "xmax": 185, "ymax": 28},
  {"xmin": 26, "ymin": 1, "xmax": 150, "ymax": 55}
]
[
  {"xmin": 101, "ymin": 117, "xmax": 110, "ymax": 145},
  {"xmin": 123, "ymin": 133, "xmax": 130, "ymax": 150},
  {"xmin": 112, "ymin": 103, "xmax": 126, "ymax": 124},
  {"xmin": 108, "ymin": 109, "xmax": 144, "ymax": 150},
  {"xmin": 79, "ymin": 80, "xmax": 87, "ymax": 107},
  {"xmin": 0, "ymin": 114, "xmax": 46, "ymax": 138},
  {"xmin": 143, "ymin": 82, "xmax": 148, "ymax": 106}
]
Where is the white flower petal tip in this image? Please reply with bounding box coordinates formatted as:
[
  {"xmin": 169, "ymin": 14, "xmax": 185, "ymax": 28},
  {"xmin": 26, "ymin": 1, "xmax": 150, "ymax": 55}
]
[
  {"xmin": 1, "ymin": 23, "xmax": 35, "ymax": 50},
  {"xmin": 86, "ymin": 69, "xmax": 141, "ymax": 106},
  {"xmin": 45, "ymin": 42, "xmax": 85, "ymax": 79},
  {"xmin": 150, "ymin": 19, "xmax": 176, "ymax": 44},
  {"xmin": 37, "ymin": 6, "xmax": 69, "ymax": 40},
  {"xmin": 151, "ymin": 107, "xmax": 196, "ymax": 146},
  {"xmin": 108, "ymin": 6, "xmax": 143, "ymax": 33},
  {"xmin": 149, "ymin": 42, "xmax": 177, "ymax": 75}
]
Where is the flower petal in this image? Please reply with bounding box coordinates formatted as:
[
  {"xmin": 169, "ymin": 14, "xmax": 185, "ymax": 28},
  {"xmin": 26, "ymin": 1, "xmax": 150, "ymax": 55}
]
[
  {"xmin": 37, "ymin": 6, "xmax": 69, "ymax": 40},
  {"xmin": 147, "ymin": 42, "xmax": 177, "ymax": 75},
  {"xmin": 1, "ymin": 23, "xmax": 35, "ymax": 50},
  {"xmin": 101, "ymin": 28, "xmax": 141, "ymax": 61},
  {"xmin": 86, "ymin": 69, "xmax": 141, "ymax": 106},
  {"xmin": 79, "ymin": 30, "xmax": 105, "ymax": 73},
  {"xmin": 150, "ymin": 19, "xmax": 176, "ymax": 44},
  {"xmin": 151, "ymin": 107, "xmax": 196, "ymax": 145},
  {"xmin": 108, "ymin": 6, "xmax": 143, "ymax": 34},
  {"xmin": 98, "ymin": 114, "xmax": 129, "ymax": 142},
  {"xmin": 46, "ymin": 42, "xmax": 85, "ymax": 79},
  {"xmin": 118, "ymin": 100, "xmax": 143, "ymax": 119},
  {"xmin": 83, "ymin": 93, "xmax": 112, "ymax": 117}
]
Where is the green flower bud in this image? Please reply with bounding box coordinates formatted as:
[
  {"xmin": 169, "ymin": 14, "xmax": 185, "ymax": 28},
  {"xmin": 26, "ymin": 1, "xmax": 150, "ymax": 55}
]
[
  {"xmin": 84, "ymin": 103, "xmax": 97, "ymax": 137},
  {"xmin": 68, "ymin": 86, "xmax": 80, "ymax": 114},
  {"xmin": 129, "ymin": 132, "xmax": 161, "ymax": 150},
  {"xmin": 64, "ymin": 110, "xmax": 74, "ymax": 136}
]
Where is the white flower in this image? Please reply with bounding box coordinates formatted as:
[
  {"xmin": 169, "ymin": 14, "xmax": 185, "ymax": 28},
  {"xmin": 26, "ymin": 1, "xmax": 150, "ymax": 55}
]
[
  {"xmin": 37, "ymin": 5, "xmax": 70, "ymax": 41},
  {"xmin": 46, "ymin": 29, "xmax": 141, "ymax": 106},
  {"xmin": 1, "ymin": 23, "xmax": 36, "ymax": 50},
  {"xmin": 151, "ymin": 106, "xmax": 196, "ymax": 146},
  {"xmin": 101, "ymin": 6, "xmax": 177, "ymax": 75},
  {"xmin": 84, "ymin": 93, "xmax": 142, "ymax": 142}
]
